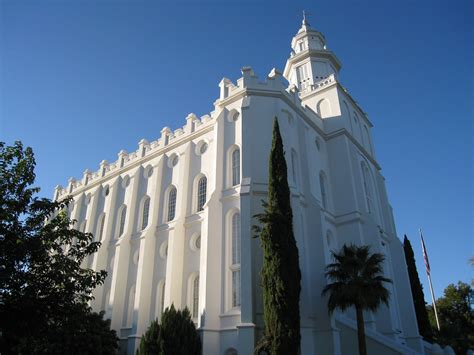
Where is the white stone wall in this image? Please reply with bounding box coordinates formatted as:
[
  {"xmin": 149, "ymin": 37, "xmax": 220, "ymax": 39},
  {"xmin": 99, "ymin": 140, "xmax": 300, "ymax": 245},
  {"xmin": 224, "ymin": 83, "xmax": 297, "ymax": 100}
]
[{"xmin": 55, "ymin": 20, "xmax": 426, "ymax": 355}]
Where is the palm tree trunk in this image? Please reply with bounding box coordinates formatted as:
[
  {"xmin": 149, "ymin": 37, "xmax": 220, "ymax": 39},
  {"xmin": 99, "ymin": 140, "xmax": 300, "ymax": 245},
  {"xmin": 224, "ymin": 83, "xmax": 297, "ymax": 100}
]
[{"xmin": 355, "ymin": 305, "xmax": 367, "ymax": 355}]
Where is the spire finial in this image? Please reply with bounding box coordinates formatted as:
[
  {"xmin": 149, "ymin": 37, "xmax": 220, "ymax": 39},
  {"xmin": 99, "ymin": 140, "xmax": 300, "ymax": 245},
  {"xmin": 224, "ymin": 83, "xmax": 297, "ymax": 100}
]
[{"xmin": 302, "ymin": 10, "xmax": 310, "ymax": 26}]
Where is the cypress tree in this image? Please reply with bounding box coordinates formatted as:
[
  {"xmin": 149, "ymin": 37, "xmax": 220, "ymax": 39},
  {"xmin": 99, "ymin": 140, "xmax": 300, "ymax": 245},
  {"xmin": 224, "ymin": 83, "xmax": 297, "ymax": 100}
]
[
  {"xmin": 403, "ymin": 235, "xmax": 433, "ymax": 340},
  {"xmin": 254, "ymin": 117, "xmax": 302, "ymax": 354},
  {"xmin": 136, "ymin": 305, "xmax": 201, "ymax": 355},
  {"xmin": 158, "ymin": 305, "xmax": 201, "ymax": 355}
]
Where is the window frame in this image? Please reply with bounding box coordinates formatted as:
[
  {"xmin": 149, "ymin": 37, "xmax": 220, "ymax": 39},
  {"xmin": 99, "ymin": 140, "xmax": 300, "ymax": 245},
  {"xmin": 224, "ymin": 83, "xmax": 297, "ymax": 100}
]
[
  {"xmin": 227, "ymin": 210, "xmax": 241, "ymax": 310},
  {"xmin": 140, "ymin": 196, "xmax": 151, "ymax": 231},
  {"xmin": 97, "ymin": 213, "xmax": 106, "ymax": 241},
  {"xmin": 166, "ymin": 186, "xmax": 177, "ymax": 222},
  {"xmin": 196, "ymin": 176, "xmax": 207, "ymax": 212},
  {"xmin": 117, "ymin": 205, "xmax": 127, "ymax": 238},
  {"xmin": 231, "ymin": 148, "xmax": 241, "ymax": 186},
  {"xmin": 319, "ymin": 171, "xmax": 328, "ymax": 209}
]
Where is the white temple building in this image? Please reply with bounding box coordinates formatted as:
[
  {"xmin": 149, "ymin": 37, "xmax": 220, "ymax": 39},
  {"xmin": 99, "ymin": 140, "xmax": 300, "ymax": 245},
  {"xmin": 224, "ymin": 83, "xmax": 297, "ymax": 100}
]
[{"xmin": 55, "ymin": 16, "xmax": 441, "ymax": 355}]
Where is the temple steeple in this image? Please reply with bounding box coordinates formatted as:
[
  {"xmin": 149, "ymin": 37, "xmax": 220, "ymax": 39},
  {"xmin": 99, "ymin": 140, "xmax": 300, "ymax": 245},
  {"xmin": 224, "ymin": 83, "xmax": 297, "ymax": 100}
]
[{"xmin": 283, "ymin": 13, "xmax": 342, "ymax": 93}]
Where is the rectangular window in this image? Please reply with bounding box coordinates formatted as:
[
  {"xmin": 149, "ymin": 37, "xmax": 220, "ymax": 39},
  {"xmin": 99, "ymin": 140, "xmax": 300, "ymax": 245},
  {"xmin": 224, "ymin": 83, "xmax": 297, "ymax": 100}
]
[
  {"xmin": 167, "ymin": 188, "xmax": 177, "ymax": 221},
  {"xmin": 232, "ymin": 149, "xmax": 240, "ymax": 186},
  {"xmin": 192, "ymin": 276, "xmax": 199, "ymax": 318},
  {"xmin": 142, "ymin": 199, "xmax": 150, "ymax": 230},
  {"xmin": 119, "ymin": 208, "xmax": 127, "ymax": 236},
  {"xmin": 232, "ymin": 270, "xmax": 241, "ymax": 307},
  {"xmin": 197, "ymin": 178, "xmax": 207, "ymax": 212}
]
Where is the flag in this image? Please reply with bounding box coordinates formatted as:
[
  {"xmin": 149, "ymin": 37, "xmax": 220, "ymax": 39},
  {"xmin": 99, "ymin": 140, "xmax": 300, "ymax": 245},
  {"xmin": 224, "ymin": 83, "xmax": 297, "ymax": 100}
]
[{"xmin": 420, "ymin": 231, "xmax": 431, "ymax": 276}]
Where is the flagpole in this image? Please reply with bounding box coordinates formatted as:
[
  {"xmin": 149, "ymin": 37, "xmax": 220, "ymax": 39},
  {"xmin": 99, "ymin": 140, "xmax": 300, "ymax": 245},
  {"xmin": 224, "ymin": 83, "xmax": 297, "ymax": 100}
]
[{"xmin": 419, "ymin": 228, "xmax": 440, "ymax": 331}]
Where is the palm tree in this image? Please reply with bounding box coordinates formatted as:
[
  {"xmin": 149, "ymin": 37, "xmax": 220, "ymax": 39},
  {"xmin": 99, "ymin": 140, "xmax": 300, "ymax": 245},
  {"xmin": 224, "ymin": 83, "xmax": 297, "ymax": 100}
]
[{"xmin": 322, "ymin": 244, "xmax": 392, "ymax": 355}]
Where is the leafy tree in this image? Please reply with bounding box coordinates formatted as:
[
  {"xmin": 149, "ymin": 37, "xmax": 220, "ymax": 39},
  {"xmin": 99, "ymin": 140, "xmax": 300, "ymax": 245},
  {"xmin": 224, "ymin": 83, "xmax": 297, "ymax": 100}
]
[
  {"xmin": 427, "ymin": 282, "xmax": 474, "ymax": 354},
  {"xmin": 0, "ymin": 141, "xmax": 117, "ymax": 354},
  {"xmin": 322, "ymin": 244, "xmax": 392, "ymax": 355},
  {"xmin": 403, "ymin": 235, "xmax": 433, "ymax": 340},
  {"xmin": 137, "ymin": 306, "xmax": 201, "ymax": 355},
  {"xmin": 253, "ymin": 118, "xmax": 301, "ymax": 355}
]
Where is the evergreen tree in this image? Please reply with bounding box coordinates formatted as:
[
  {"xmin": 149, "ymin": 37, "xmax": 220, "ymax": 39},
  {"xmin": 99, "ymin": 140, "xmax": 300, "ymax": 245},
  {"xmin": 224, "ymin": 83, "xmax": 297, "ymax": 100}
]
[
  {"xmin": 254, "ymin": 118, "xmax": 302, "ymax": 354},
  {"xmin": 136, "ymin": 306, "xmax": 200, "ymax": 355},
  {"xmin": 403, "ymin": 235, "xmax": 433, "ymax": 340},
  {"xmin": 136, "ymin": 319, "xmax": 161, "ymax": 355},
  {"xmin": 158, "ymin": 305, "xmax": 201, "ymax": 355}
]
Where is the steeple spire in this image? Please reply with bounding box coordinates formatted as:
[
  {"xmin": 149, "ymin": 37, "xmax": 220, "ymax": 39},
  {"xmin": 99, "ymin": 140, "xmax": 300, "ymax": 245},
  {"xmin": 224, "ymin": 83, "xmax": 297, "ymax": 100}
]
[
  {"xmin": 302, "ymin": 10, "xmax": 310, "ymax": 26},
  {"xmin": 283, "ymin": 16, "xmax": 342, "ymax": 92}
]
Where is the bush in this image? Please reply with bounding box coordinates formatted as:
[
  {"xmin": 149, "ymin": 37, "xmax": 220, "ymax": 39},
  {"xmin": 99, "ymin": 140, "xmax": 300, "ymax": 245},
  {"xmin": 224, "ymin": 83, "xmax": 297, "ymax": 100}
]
[{"xmin": 137, "ymin": 305, "xmax": 201, "ymax": 355}]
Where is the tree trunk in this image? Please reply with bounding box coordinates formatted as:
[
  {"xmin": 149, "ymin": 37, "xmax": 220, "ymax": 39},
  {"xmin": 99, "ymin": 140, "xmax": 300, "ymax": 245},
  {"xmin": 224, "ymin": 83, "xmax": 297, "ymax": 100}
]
[{"xmin": 355, "ymin": 305, "xmax": 367, "ymax": 355}]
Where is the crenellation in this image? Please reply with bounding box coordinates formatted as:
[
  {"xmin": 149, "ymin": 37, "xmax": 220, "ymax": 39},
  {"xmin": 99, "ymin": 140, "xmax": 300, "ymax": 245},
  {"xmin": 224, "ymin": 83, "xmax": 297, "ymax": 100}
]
[
  {"xmin": 138, "ymin": 139, "xmax": 149, "ymax": 158},
  {"xmin": 54, "ymin": 107, "xmax": 220, "ymax": 199}
]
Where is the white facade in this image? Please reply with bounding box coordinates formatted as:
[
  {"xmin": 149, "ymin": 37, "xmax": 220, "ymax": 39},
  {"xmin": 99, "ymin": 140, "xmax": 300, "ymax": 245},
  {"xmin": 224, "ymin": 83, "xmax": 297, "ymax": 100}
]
[{"xmin": 55, "ymin": 18, "xmax": 430, "ymax": 355}]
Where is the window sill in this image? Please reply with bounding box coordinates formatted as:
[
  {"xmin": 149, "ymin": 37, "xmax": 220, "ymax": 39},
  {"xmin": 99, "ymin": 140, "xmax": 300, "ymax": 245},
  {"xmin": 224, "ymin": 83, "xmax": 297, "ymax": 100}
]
[{"xmin": 219, "ymin": 309, "xmax": 241, "ymax": 318}]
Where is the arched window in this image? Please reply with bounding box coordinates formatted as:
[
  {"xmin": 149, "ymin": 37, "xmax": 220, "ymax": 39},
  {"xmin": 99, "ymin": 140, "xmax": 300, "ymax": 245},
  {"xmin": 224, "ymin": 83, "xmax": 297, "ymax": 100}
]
[
  {"xmin": 326, "ymin": 230, "xmax": 334, "ymax": 249},
  {"xmin": 319, "ymin": 172, "xmax": 328, "ymax": 209},
  {"xmin": 161, "ymin": 281, "xmax": 166, "ymax": 314},
  {"xmin": 317, "ymin": 98, "xmax": 332, "ymax": 118},
  {"xmin": 291, "ymin": 149, "xmax": 298, "ymax": 186},
  {"xmin": 197, "ymin": 176, "xmax": 207, "ymax": 212},
  {"xmin": 361, "ymin": 163, "xmax": 373, "ymax": 214},
  {"xmin": 232, "ymin": 148, "xmax": 241, "ymax": 186},
  {"xmin": 167, "ymin": 187, "xmax": 177, "ymax": 221},
  {"xmin": 192, "ymin": 275, "xmax": 199, "ymax": 318},
  {"xmin": 141, "ymin": 197, "xmax": 150, "ymax": 230},
  {"xmin": 363, "ymin": 126, "xmax": 372, "ymax": 154},
  {"xmin": 126, "ymin": 285, "xmax": 135, "ymax": 327},
  {"xmin": 231, "ymin": 213, "xmax": 241, "ymax": 308},
  {"xmin": 119, "ymin": 206, "xmax": 127, "ymax": 236},
  {"xmin": 97, "ymin": 214, "xmax": 105, "ymax": 241},
  {"xmin": 156, "ymin": 280, "xmax": 166, "ymax": 319}
]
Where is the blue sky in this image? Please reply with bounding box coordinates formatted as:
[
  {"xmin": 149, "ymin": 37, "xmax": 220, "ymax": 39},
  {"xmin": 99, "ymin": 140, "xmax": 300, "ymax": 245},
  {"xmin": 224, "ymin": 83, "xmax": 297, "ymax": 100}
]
[{"xmin": 1, "ymin": 0, "xmax": 472, "ymax": 301}]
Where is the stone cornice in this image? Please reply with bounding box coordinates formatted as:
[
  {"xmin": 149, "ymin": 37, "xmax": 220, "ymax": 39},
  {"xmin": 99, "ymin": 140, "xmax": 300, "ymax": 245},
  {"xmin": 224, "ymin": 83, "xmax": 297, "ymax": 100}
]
[{"xmin": 284, "ymin": 49, "xmax": 342, "ymax": 78}]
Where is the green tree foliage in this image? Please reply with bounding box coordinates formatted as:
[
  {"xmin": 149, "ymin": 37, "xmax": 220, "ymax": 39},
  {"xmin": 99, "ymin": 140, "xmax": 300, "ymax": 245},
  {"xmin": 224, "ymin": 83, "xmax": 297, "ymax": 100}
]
[
  {"xmin": 403, "ymin": 235, "xmax": 433, "ymax": 340},
  {"xmin": 254, "ymin": 118, "xmax": 302, "ymax": 355},
  {"xmin": 0, "ymin": 141, "xmax": 118, "ymax": 354},
  {"xmin": 322, "ymin": 244, "xmax": 392, "ymax": 355},
  {"xmin": 136, "ymin": 319, "xmax": 161, "ymax": 355},
  {"xmin": 427, "ymin": 282, "xmax": 474, "ymax": 354},
  {"xmin": 137, "ymin": 305, "xmax": 201, "ymax": 355}
]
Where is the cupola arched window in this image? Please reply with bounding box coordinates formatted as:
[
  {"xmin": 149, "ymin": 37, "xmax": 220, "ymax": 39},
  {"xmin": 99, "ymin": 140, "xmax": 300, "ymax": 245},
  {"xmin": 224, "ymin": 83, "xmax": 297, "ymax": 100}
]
[
  {"xmin": 197, "ymin": 176, "xmax": 207, "ymax": 212},
  {"xmin": 167, "ymin": 187, "xmax": 177, "ymax": 222}
]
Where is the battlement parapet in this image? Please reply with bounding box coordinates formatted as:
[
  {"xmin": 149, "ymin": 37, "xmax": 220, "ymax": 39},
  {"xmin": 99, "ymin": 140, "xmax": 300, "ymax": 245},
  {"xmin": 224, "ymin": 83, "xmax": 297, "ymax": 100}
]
[{"xmin": 55, "ymin": 110, "xmax": 216, "ymax": 200}]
